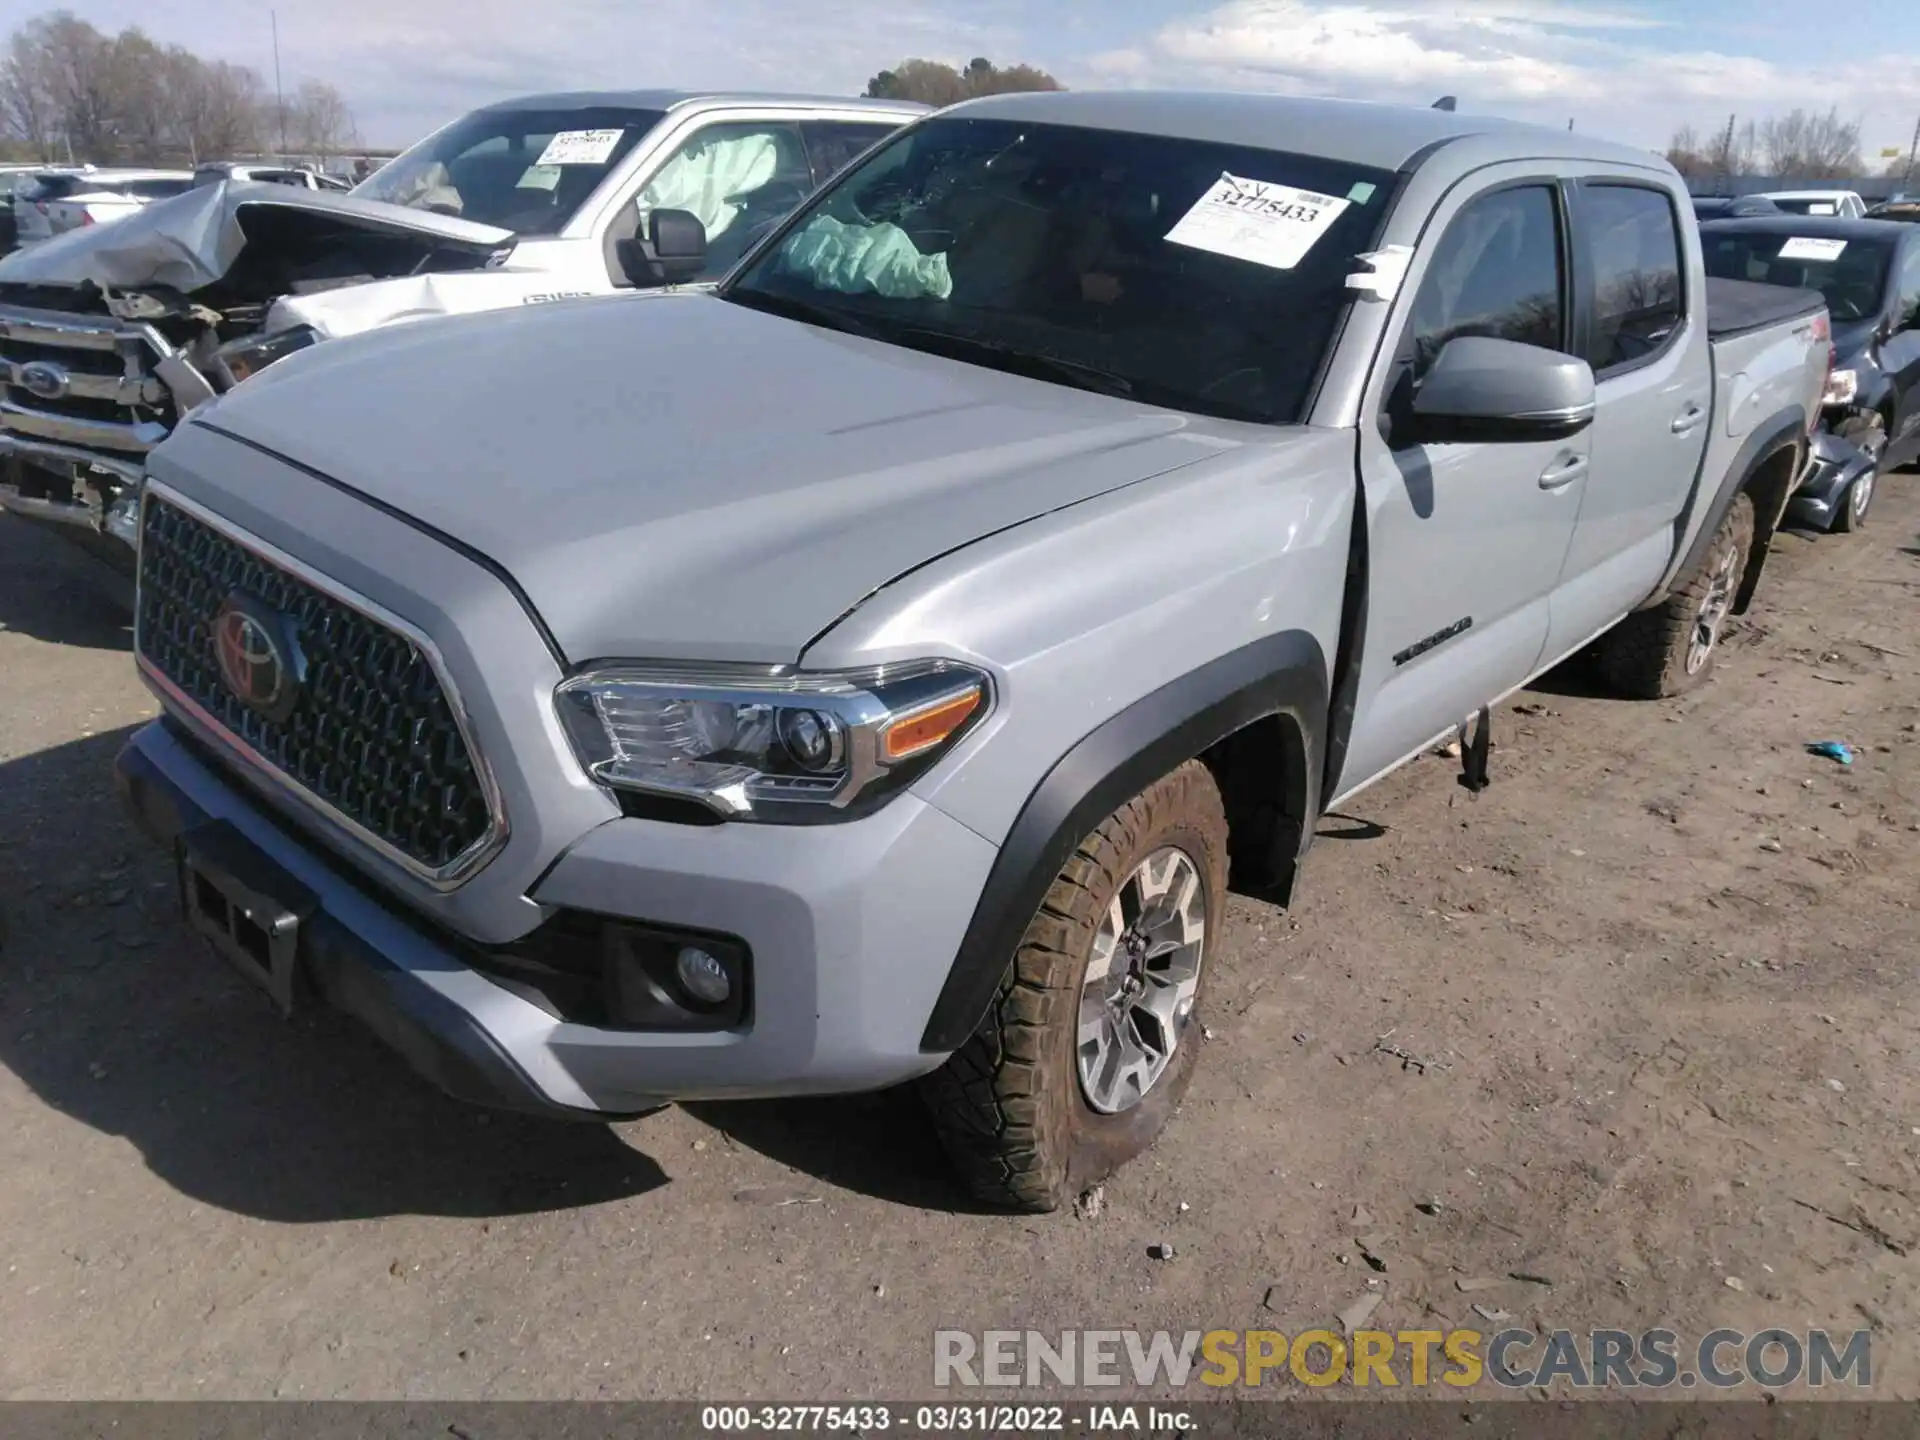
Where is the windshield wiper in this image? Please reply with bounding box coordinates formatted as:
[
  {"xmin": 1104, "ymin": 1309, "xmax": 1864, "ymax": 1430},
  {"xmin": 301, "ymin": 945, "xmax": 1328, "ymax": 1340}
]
[{"xmin": 879, "ymin": 325, "xmax": 1137, "ymax": 400}]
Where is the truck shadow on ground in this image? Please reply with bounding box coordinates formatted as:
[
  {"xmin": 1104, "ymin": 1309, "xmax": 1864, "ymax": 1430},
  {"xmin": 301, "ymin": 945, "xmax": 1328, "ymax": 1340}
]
[
  {"xmin": 0, "ymin": 725, "xmax": 669, "ymax": 1223},
  {"xmin": 0, "ymin": 516, "xmax": 134, "ymax": 652},
  {"xmin": 688, "ymin": 1090, "xmax": 1004, "ymax": 1215}
]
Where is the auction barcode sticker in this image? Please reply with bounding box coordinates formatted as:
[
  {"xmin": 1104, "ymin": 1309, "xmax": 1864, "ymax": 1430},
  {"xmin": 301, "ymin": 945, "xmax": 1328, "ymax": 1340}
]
[
  {"xmin": 536, "ymin": 129, "xmax": 625, "ymax": 166},
  {"xmin": 1165, "ymin": 173, "xmax": 1351, "ymax": 270},
  {"xmin": 1779, "ymin": 236, "xmax": 1847, "ymax": 261}
]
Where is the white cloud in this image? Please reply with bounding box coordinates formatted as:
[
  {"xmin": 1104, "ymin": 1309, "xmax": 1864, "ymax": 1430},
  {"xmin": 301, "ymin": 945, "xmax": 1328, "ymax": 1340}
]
[
  {"xmin": 1082, "ymin": 0, "xmax": 1920, "ymax": 155},
  {"xmin": 72, "ymin": 0, "xmax": 1026, "ymax": 143}
]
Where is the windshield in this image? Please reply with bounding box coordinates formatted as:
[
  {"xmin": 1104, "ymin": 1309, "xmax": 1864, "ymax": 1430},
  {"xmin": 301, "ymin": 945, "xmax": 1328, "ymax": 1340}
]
[
  {"xmin": 723, "ymin": 117, "xmax": 1397, "ymax": 424},
  {"xmin": 352, "ymin": 104, "xmax": 665, "ymax": 235},
  {"xmin": 1702, "ymin": 229, "xmax": 1892, "ymax": 322}
]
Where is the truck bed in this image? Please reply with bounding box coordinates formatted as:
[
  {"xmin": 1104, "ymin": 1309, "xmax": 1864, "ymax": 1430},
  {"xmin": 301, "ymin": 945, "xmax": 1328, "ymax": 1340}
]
[{"xmin": 1705, "ymin": 276, "xmax": 1826, "ymax": 340}]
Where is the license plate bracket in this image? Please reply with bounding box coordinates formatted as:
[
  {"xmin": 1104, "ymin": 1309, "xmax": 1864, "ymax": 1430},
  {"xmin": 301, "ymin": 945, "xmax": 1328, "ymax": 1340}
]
[{"xmin": 177, "ymin": 821, "xmax": 317, "ymax": 1017}]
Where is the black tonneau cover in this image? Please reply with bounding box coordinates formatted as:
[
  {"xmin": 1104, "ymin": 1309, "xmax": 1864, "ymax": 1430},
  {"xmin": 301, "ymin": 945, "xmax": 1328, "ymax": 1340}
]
[{"xmin": 1706, "ymin": 276, "xmax": 1826, "ymax": 341}]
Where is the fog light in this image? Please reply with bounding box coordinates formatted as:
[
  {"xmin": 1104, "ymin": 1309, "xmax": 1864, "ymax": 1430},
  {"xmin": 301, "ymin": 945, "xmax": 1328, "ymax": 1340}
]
[{"xmin": 674, "ymin": 945, "xmax": 732, "ymax": 1006}]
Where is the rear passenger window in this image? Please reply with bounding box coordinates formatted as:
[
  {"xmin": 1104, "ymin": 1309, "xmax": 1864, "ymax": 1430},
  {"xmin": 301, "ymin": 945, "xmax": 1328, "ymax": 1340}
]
[
  {"xmin": 1897, "ymin": 246, "xmax": 1920, "ymax": 331},
  {"xmin": 1585, "ymin": 185, "xmax": 1683, "ymax": 373},
  {"xmin": 1403, "ymin": 184, "xmax": 1565, "ymax": 385}
]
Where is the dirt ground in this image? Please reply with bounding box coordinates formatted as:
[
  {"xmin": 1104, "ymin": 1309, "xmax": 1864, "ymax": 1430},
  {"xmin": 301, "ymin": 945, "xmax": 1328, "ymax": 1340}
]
[{"xmin": 0, "ymin": 475, "xmax": 1917, "ymax": 1405}]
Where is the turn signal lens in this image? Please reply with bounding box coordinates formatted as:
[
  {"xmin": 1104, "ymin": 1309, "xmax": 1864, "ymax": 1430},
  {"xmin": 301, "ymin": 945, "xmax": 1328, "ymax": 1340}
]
[{"xmin": 880, "ymin": 687, "xmax": 983, "ymax": 762}]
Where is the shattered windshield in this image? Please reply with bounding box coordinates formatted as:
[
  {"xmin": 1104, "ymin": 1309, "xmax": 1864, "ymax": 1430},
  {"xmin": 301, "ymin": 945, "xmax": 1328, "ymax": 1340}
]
[
  {"xmin": 722, "ymin": 116, "xmax": 1397, "ymax": 423},
  {"xmin": 352, "ymin": 105, "xmax": 664, "ymax": 235}
]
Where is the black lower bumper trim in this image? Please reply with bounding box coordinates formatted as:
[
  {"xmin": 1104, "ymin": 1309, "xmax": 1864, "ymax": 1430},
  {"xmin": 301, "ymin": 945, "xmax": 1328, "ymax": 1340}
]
[{"xmin": 115, "ymin": 729, "xmax": 627, "ymax": 1124}]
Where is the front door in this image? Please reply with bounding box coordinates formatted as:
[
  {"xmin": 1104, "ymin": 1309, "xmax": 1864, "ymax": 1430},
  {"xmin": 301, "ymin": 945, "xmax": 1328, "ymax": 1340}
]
[
  {"xmin": 1335, "ymin": 173, "xmax": 1588, "ymax": 802},
  {"xmin": 1883, "ymin": 241, "xmax": 1920, "ymax": 466}
]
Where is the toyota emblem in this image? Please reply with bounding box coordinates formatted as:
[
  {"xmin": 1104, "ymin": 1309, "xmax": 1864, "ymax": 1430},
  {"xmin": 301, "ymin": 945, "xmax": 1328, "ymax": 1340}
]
[
  {"xmin": 212, "ymin": 593, "xmax": 303, "ymax": 723},
  {"xmin": 18, "ymin": 360, "xmax": 71, "ymax": 401}
]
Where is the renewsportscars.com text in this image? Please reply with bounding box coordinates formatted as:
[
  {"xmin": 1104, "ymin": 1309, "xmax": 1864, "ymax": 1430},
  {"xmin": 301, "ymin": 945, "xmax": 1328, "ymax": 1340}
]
[{"xmin": 932, "ymin": 1328, "xmax": 1872, "ymax": 1391}]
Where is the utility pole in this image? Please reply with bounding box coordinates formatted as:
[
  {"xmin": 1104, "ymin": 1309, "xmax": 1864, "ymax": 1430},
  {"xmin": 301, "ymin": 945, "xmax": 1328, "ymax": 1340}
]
[
  {"xmin": 1905, "ymin": 111, "xmax": 1920, "ymax": 191},
  {"xmin": 272, "ymin": 9, "xmax": 287, "ymax": 159}
]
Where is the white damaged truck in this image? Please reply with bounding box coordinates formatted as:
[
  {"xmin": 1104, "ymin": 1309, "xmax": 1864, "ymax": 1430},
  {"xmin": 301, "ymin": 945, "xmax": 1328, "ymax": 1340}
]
[{"xmin": 0, "ymin": 89, "xmax": 920, "ymax": 562}]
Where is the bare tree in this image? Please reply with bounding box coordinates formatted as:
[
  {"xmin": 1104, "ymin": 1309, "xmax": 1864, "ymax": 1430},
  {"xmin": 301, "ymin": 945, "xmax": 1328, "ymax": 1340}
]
[
  {"xmin": 1665, "ymin": 124, "xmax": 1707, "ymax": 178},
  {"xmin": 0, "ymin": 22, "xmax": 60, "ymax": 158},
  {"xmin": 287, "ymin": 78, "xmax": 356, "ymax": 162},
  {"xmin": 1761, "ymin": 107, "xmax": 1863, "ymax": 179},
  {"xmin": 865, "ymin": 56, "xmax": 1062, "ymax": 106}
]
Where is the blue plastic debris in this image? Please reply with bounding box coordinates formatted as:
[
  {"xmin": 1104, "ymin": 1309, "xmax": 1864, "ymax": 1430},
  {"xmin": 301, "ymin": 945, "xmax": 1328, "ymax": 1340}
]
[{"xmin": 1806, "ymin": 741, "xmax": 1855, "ymax": 766}]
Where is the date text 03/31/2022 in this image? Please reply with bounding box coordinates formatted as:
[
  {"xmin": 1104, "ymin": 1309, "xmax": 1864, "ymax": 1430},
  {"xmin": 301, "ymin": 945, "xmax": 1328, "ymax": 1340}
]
[{"xmin": 701, "ymin": 1405, "xmax": 1195, "ymax": 1432}]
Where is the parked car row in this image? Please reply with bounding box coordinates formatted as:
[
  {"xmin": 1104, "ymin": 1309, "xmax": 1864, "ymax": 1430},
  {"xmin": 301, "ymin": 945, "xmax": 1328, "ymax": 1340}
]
[
  {"xmin": 0, "ymin": 91, "xmax": 923, "ymax": 555},
  {"xmin": 0, "ymin": 90, "xmax": 1866, "ymax": 1206}
]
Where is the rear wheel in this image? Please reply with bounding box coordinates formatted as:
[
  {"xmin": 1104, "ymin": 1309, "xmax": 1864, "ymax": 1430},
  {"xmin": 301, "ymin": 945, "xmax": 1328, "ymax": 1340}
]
[
  {"xmin": 1596, "ymin": 493, "xmax": 1754, "ymax": 699},
  {"xmin": 920, "ymin": 760, "xmax": 1227, "ymax": 1211}
]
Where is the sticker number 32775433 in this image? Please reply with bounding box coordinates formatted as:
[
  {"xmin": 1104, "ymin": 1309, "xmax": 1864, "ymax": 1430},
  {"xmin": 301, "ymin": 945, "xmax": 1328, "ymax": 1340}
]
[
  {"xmin": 1164, "ymin": 173, "xmax": 1352, "ymax": 271},
  {"xmin": 536, "ymin": 129, "xmax": 625, "ymax": 166}
]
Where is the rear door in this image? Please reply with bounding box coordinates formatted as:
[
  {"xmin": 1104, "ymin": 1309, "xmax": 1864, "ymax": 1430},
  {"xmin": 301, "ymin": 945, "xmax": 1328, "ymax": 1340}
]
[
  {"xmin": 1542, "ymin": 178, "xmax": 1709, "ymax": 662},
  {"xmin": 1336, "ymin": 169, "xmax": 1587, "ymax": 798}
]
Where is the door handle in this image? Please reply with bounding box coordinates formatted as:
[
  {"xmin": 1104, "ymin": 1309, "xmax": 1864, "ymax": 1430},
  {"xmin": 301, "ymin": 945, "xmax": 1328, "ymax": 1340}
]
[
  {"xmin": 1671, "ymin": 404, "xmax": 1706, "ymax": 435},
  {"xmin": 1538, "ymin": 454, "xmax": 1588, "ymax": 491}
]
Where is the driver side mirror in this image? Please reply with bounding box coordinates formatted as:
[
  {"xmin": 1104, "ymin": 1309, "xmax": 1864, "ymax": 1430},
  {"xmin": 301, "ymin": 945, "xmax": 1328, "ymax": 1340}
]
[
  {"xmin": 1410, "ymin": 336, "xmax": 1597, "ymax": 444},
  {"xmin": 615, "ymin": 207, "xmax": 708, "ymax": 287}
]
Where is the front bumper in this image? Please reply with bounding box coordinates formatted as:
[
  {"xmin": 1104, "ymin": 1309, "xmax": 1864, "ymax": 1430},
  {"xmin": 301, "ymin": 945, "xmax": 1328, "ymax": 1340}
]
[
  {"xmin": 1787, "ymin": 428, "xmax": 1875, "ymax": 530},
  {"xmin": 116, "ymin": 717, "xmax": 996, "ymax": 1117}
]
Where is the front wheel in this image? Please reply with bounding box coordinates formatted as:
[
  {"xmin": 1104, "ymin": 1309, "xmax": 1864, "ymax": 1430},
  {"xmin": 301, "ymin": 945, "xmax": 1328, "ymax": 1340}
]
[
  {"xmin": 1595, "ymin": 493, "xmax": 1754, "ymax": 699},
  {"xmin": 921, "ymin": 760, "xmax": 1228, "ymax": 1211},
  {"xmin": 1831, "ymin": 413, "xmax": 1885, "ymax": 534}
]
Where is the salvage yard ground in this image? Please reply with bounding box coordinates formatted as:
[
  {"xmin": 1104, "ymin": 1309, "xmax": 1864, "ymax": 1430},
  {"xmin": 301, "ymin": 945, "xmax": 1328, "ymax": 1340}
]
[{"xmin": 0, "ymin": 480, "xmax": 1917, "ymax": 1401}]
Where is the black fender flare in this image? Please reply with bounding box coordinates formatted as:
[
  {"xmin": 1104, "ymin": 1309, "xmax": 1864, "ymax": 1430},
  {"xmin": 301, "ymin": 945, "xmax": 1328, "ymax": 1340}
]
[
  {"xmin": 919, "ymin": 629, "xmax": 1327, "ymax": 1053},
  {"xmin": 1647, "ymin": 408, "xmax": 1805, "ymax": 613}
]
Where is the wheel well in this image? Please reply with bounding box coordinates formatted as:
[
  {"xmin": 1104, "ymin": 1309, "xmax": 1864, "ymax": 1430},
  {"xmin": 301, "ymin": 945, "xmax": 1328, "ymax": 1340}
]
[
  {"xmin": 1199, "ymin": 712, "xmax": 1312, "ymax": 905},
  {"xmin": 1732, "ymin": 440, "xmax": 1802, "ymax": 615}
]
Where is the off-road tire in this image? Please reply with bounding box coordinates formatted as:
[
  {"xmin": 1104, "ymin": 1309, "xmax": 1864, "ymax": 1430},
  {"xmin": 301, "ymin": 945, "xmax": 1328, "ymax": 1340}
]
[
  {"xmin": 920, "ymin": 760, "xmax": 1229, "ymax": 1212},
  {"xmin": 1596, "ymin": 493, "xmax": 1754, "ymax": 700}
]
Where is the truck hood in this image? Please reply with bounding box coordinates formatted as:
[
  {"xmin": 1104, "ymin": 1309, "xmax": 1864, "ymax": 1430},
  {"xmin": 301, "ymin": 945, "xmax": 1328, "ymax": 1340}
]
[
  {"xmin": 194, "ymin": 292, "xmax": 1238, "ymax": 664},
  {"xmin": 0, "ymin": 179, "xmax": 512, "ymax": 294}
]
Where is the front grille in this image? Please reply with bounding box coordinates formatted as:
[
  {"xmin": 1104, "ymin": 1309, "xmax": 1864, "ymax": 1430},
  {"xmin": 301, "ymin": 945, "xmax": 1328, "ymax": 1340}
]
[
  {"xmin": 136, "ymin": 494, "xmax": 499, "ymax": 877},
  {"xmin": 0, "ymin": 300, "xmax": 175, "ymax": 456}
]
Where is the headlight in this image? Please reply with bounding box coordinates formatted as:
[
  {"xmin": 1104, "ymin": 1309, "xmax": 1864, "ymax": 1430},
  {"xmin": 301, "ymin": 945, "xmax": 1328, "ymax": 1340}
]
[
  {"xmin": 211, "ymin": 325, "xmax": 321, "ymax": 389},
  {"xmin": 1824, "ymin": 367, "xmax": 1859, "ymax": 407},
  {"xmin": 555, "ymin": 660, "xmax": 991, "ymax": 821}
]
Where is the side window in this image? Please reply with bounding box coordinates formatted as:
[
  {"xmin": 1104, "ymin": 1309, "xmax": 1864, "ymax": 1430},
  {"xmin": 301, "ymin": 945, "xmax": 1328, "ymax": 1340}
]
[
  {"xmin": 1585, "ymin": 185, "xmax": 1684, "ymax": 373},
  {"xmin": 1897, "ymin": 245, "xmax": 1920, "ymax": 330},
  {"xmin": 1402, "ymin": 184, "xmax": 1565, "ymax": 386},
  {"xmin": 636, "ymin": 120, "xmax": 811, "ymax": 279},
  {"xmin": 801, "ymin": 121, "xmax": 899, "ymax": 186}
]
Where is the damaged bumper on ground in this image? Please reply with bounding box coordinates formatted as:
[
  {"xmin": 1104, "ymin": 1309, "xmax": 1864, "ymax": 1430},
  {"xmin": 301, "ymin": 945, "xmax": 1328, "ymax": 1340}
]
[
  {"xmin": 0, "ymin": 180, "xmax": 513, "ymax": 550},
  {"xmin": 1786, "ymin": 427, "xmax": 1877, "ymax": 530}
]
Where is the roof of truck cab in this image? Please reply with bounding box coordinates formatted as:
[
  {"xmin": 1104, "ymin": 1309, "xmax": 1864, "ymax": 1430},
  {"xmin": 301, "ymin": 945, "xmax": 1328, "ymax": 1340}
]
[
  {"xmin": 1699, "ymin": 214, "xmax": 1914, "ymax": 242},
  {"xmin": 942, "ymin": 90, "xmax": 1664, "ymax": 173},
  {"xmin": 471, "ymin": 90, "xmax": 927, "ymax": 117}
]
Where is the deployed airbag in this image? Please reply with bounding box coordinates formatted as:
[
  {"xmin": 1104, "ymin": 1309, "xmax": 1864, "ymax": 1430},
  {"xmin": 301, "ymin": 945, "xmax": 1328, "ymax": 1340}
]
[
  {"xmin": 638, "ymin": 133, "xmax": 779, "ymax": 241},
  {"xmin": 780, "ymin": 215, "xmax": 952, "ymax": 300}
]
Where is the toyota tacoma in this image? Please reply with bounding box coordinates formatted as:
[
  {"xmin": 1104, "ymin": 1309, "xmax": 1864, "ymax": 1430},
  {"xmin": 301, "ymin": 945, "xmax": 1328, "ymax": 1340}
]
[{"xmin": 114, "ymin": 92, "xmax": 1830, "ymax": 1209}]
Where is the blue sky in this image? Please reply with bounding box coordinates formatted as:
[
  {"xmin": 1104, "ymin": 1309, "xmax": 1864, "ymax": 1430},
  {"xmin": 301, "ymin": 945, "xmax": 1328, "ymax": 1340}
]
[{"xmin": 42, "ymin": 0, "xmax": 1920, "ymax": 160}]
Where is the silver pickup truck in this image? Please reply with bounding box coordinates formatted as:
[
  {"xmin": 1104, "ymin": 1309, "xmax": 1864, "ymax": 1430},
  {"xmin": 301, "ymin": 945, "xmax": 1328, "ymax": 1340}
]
[
  {"xmin": 0, "ymin": 90, "xmax": 919, "ymax": 558},
  {"xmin": 113, "ymin": 92, "xmax": 1829, "ymax": 1210}
]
